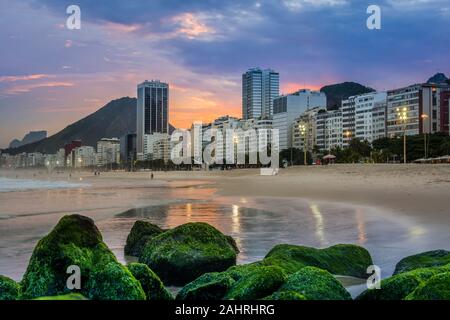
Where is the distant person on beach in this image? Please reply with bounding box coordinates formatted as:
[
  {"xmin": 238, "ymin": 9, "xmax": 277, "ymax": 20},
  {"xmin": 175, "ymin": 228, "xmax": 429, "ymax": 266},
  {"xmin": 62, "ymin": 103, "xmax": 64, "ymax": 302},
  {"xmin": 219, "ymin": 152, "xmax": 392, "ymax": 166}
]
[{"xmin": 151, "ymin": 173, "xmax": 154, "ymax": 180}]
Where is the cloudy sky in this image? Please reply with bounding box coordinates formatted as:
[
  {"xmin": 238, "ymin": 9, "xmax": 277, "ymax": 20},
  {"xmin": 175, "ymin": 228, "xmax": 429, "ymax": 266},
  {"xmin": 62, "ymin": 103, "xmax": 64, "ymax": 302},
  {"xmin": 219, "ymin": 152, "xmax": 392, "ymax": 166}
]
[{"xmin": 0, "ymin": 0, "xmax": 449, "ymax": 148}]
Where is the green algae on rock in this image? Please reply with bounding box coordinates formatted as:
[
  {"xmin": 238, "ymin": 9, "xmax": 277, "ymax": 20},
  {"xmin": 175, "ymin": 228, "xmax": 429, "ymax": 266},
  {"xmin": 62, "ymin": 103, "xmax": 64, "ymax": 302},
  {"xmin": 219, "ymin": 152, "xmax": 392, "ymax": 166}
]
[
  {"xmin": 262, "ymin": 244, "xmax": 373, "ymax": 278},
  {"xmin": 140, "ymin": 222, "xmax": 239, "ymax": 286},
  {"xmin": 0, "ymin": 275, "xmax": 20, "ymax": 300},
  {"xmin": 124, "ymin": 221, "xmax": 165, "ymax": 257},
  {"xmin": 357, "ymin": 265, "xmax": 450, "ymax": 300},
  {"xmin": 224, "ymin": 266, "xmax": 287, "ymax": 300},
  {"xmin": 20, "ymin": 214, "xmax": 145, "ymax": 300},
  {"xmin": 393, "ymin": 250, "xmax": 450, "ymax": 275},
  {"xmin": 271, "ymin": 267, "xmax": 352, "ymax": 300},
  {"xmin": 406, "ymin": 272, "xmax": 450, "ymax": 300},
  {"xmin": 176, "ymin": 272, "xmax": 236, "ymax": 300},
  {"xmin": 128, "ymin": 263, "xmax": 173, "ymax": 300}
]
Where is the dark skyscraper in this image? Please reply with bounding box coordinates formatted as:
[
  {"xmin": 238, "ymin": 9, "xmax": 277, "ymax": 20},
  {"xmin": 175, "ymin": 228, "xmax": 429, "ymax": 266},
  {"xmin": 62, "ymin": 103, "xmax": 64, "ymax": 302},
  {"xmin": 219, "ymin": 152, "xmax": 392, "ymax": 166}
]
[{"xmin": 136, "ymin": 80, "xmax": 169, "ymax": 154}]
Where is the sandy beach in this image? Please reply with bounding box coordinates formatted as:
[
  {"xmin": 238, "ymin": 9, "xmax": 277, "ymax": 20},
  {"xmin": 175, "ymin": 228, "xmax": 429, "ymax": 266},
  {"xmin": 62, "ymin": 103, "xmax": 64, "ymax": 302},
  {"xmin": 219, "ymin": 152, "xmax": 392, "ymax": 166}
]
[
  {"xmin": 6, "ymin": 163, "xmax": 445, "ymax": 225},
  {"xmin": 1, "ymin": 164, "xmax": 449, "ymax": 296}
]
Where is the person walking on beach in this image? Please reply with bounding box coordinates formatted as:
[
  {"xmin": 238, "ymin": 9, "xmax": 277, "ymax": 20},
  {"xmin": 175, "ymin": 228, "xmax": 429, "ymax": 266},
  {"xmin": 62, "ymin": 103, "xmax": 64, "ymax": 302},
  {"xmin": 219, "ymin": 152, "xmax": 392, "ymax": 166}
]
[{"xmin": 151, "ymin": 172, "xmax": 154, "ymax": 180}]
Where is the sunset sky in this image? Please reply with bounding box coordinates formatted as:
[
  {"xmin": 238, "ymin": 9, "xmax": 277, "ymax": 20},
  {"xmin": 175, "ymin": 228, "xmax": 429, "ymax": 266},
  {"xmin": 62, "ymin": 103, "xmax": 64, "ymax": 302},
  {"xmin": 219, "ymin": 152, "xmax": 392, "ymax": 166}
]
[{"xmin": 1, "ymin": 0, "xmax": 449, "ymax": 148}]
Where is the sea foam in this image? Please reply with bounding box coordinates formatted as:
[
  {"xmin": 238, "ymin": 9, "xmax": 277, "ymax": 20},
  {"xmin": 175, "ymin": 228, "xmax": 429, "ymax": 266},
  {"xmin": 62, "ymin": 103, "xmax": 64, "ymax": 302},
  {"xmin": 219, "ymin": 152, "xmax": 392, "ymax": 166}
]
[{"xmin": 0, "ymin": 177, "xmax": 90, "ymax": 192}]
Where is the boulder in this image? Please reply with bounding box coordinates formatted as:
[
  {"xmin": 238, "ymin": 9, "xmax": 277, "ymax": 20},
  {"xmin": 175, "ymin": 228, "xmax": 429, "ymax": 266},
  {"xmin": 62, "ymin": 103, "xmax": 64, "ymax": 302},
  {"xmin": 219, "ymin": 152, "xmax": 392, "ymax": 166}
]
[
  {"xmin": 140, "ymin": 222, "xmax": 238, "ymax": 285},
  {"xmin": 20, "ymin": 214, "xmax": 145, "ymax": 300},
  {"xmin": 356, "ymin": 265, "xmax": 449, "ymax": 300},
  {"xmin": 177, "ymin": 264, "xmax": 286, "ymax": 301},
  {"xmin": 128, "ymin": 263, "xmax": 173, "ymax": 300},
  {"xmin": 34, "ymin": 293, "xmax": 88, "ymax": 300},
  {"xmin": 176, "ymin": 272, "xmax": 236, "ymax": 300},
  {"xmin": 406, "ymin": 272, "xmax": 450, "ymax": 300},
  {"xmin": 224, "ymin": 266, "xmax": 287, "ymax": 300},
  {"xmin": 0, "ymin": 275, "xmax": 20, "ymax": 300},
  {"xmin": 85, "ymin": 262, "xmax": 146, "ymax": 300},
  {"xmin": 262, "ymin": 244, "xmax": 373, "ymax": 278},
  {"xmin": 393, "ymin": 250, "xmax": 450, "ymax": 275},
  {"xmin": 124, "ymin": 221, "xmax": 165, "ymax": 257},
  {"xmin": 270, "ymin": 267, "xmax": 352, "ymax": 300}
]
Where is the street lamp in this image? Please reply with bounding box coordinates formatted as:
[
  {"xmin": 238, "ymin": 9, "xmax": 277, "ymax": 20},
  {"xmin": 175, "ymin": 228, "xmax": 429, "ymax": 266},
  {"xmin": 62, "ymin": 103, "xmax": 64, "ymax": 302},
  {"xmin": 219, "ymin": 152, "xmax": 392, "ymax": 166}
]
[
  {"xmin": 396, "ymin": 107, "xmax": 408, "ymax": 164},
  {"xmin": 421, "ymin": 114, "xmax": 429, "ymax": 159},
  {"xmin": 299, "ymin": 123, "xmax": 307, "ymax": 165}
]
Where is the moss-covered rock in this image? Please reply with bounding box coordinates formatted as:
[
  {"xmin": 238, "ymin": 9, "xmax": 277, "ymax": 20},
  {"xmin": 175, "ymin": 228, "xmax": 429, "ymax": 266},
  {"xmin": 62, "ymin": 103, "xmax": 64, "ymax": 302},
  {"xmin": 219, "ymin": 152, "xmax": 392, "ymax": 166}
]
[
  {"xmin": 271, "ymin": 267, "xmax": 352, "ymax": 300},
  {"xmin": 224, "ymin": 266, "xmax": 287, "ymax": 300},
  {"xmin": 261, "ymin": 244, "xmax": 373, "ymax": 278},
  {"xmin": 263, "ymin": 290, "xmax": 306, "ymax": 300},
  {"xmin": 393, "ymin": 250, "xmax": 450, "ymax": 275},
  {"xmin": 140, "ymin": 222, "xmax": 239, "ymax": 285},
  {"xmin": 34, "ymin": 293, "xmax": 88, "ymax": 300},
  {"xmin": 20, "ymin": 214, "xmax": 145, "ymax": 300},
  {"xmin": 0, "ymin": 275, "xmax": 20, "ymax": 300},
  {"xmin": 128, "ymin": 263, "xmax": 173, "ymax": 300},
  {"xmin": 176, "ymin": 272, "xmax": 236, "ymax": 300},
  {"xmin": 124, "ymin": 221, "xmax": 165, "ymax": 257},
  {"xmin": 406, "ymin": 272, "xmax": 450, "ymax": 300},
  {"xmin": 356, "ymin": 266, "xmax": 449, "ymax": 300}
]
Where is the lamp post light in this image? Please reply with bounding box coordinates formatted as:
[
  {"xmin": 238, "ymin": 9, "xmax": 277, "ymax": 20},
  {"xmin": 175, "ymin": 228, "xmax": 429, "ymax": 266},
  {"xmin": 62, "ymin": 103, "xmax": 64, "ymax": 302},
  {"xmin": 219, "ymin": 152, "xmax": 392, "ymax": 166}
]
[
  {"xmin": 299, "ymin": 123, "xmax": 307, "ymax": 165},
  {"xmin": 396, "ymin": 107, "xmax": 408, "ymax": 164},
  {"xmin": 421, "ymin": 114, "xmax": 429, "ymax": 159}
]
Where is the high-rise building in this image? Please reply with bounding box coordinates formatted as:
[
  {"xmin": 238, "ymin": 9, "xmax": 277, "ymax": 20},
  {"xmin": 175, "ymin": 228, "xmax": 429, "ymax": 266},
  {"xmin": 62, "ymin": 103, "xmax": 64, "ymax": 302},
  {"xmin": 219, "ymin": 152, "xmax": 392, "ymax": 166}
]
[
  {"xmin": 315, "ymin": 109, "xmax": 343, "ymax": 152},
  {"xmin": 386, "ymin": 84, "xmax": 450, "ymax": 138},
  {"xmin": 120, "ymin": 133, "xmax": 137, "ymax": 166},
  {"xmin": 273, "ymin": 89, "xmax": 326, "ymax": 150},
  {"xmin": 242, "ymin": 68, "xmax": 279, "ymax": 119},
  {"xmin": 342, "ymin": 92, "xmax": 387, "ymax": 145},
  {"xmin": 137, "ymin": 80, "xmax": 169, "ymax": 154},
  {"xmin": 97, "ymin": 138, "xmax": 120, "ymax": 166}
]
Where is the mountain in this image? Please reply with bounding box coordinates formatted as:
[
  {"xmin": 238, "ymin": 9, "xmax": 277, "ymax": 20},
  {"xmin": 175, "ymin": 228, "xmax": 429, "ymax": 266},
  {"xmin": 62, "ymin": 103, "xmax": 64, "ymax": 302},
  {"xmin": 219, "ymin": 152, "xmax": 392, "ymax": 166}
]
[
  {"xmin": 320, "ymin": 82, "xmax": 375, "ymax": 110},
  {"xmin": 9, "ymin": 131, "xmax": 47, "ymax": 148},
  {"xmin": 427, "ymin": 72, "xmax": 448, "ymax": 84}
]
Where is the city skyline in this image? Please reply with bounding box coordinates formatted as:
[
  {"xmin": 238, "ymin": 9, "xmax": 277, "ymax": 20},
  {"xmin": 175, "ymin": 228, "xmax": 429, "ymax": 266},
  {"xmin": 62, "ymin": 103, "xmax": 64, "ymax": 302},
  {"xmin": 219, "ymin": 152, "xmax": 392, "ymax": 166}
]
[{"xmin": 1, "ymin": 0, "xmax": 450, "ymax": 148}]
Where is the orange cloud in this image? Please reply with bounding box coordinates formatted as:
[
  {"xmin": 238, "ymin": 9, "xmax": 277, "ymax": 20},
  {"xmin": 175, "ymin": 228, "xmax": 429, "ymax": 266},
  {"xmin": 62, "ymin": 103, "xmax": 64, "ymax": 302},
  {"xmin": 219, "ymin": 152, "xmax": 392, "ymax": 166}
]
[
  {"xmin": 5, "ymin": 82, "xmax": 75, "ymax": 94},
  {"xmin": 104, "ymin": 22, "xmax": 142, "ymax": 33},
  {"xmin": 0, "ymin": 74, "xmax": 50, "ymax": 82},
  {"xmin": 171, "ymin": 13, "xmax": 214, "ymax": 39}
]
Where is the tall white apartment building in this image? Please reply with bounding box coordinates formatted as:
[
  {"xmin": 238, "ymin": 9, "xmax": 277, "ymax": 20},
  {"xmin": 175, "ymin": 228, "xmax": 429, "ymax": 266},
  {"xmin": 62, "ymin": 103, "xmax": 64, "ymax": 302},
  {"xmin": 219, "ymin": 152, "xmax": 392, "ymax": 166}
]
[
  {"xmin": 97, "ymin": 138, "xmax": 120, "ymax": 166},
  {"xmin": 242, "ymin": 68, "xmax": 279, "ymax": 119},
  {"xmin": 273, "ymin": 89, "xmax": 327, "ymax": 150},
  {"xmin": 353, "ymin": 92, "xmax": 387, "ymax": 143},
  {"xmin": 315, "ymin": 109, "xmax": 343, "ymax": 151}
]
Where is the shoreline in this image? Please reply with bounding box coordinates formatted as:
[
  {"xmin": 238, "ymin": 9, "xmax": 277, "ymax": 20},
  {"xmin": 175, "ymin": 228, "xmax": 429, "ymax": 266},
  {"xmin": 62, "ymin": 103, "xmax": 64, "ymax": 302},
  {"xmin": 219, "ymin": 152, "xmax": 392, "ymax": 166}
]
[{"xmin": 2, "ymin": 164, "xmax": 450, "ymax": 226}]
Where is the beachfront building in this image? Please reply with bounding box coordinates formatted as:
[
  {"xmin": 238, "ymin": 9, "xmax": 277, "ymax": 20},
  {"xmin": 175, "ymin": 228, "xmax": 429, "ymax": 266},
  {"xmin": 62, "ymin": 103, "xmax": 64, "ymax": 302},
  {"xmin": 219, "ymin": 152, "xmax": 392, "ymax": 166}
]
[
  {"xmin": 387, "ymin": 84, "xmax": 450, "ymax": 138},
  {"xmin": 292, "ymin": 107, "xmax": 324, "ymax": 152},
  {"xmin": 242, "ymin": 68, "xmax": 279, "ymax": 119},
  {"xmin": 137, "ymin": 80, "xmax": 169, "ymax": 154},
  {"xmin": 142, "ymin": 132, "xmax": 170, "ymax": 162},
  {"xmin": 120, "ymin": 133, "xmax": 137, "ymax": 166},
  {"xmin": 44, "ymin": 148, "xmax": 65, "ymax": 168},
  {"xmin": 315, "ymin": 109, "xmax": 343, "ymax": 152},
  {"xmin": 372, "ymin": 101, "xmax": 388, "ymax": 142},
  {"xmin": 273, "ymin": 89, "xmax": 327, "ymax": 151},
  {"xmin": 97, "ymin": 138, "xmax": 120, "ymax": 166},
  {"xmin": 353, "ymin": 92, "xmax": 387, "ymax": 143},
  {"xmin": 70, "ymin": 146, "xmax": 97, "ymax": 168}
]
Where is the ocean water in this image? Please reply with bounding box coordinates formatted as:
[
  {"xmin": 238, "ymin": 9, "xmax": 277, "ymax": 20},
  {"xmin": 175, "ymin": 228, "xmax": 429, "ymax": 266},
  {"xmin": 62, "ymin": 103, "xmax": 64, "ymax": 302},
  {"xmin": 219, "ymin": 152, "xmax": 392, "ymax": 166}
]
[{"xmin": 0, "ymin": 177, "xmax": 90, "ymax": 192}]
